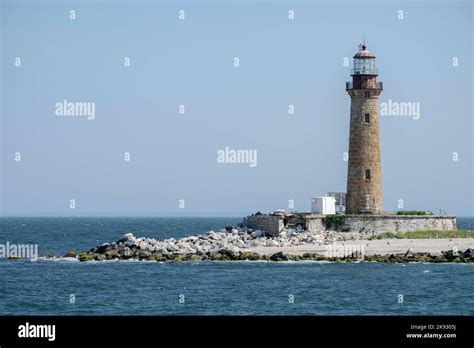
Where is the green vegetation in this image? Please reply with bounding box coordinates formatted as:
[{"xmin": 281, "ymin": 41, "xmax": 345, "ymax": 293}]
[
  {"xmin": 396, "ymin": 211, "xmax": 433, "ymax": 216},
  {"xmin": 78, "ymin": 252, "xmax": 95, "ymax": 261},
  {"xmin": 368, "ymin": 230, "xmax": 474, "ymax": 240},
  {"xmin": 368, "ymin": 232, "xmax": 397, "ymax": 240},
  {"xmin": 322, "ymin": 215, "xmax": 347, "ymax": 231},
  {"xmin": 238, "ymin": 251, "xmax": 261, "ymax": 261}
]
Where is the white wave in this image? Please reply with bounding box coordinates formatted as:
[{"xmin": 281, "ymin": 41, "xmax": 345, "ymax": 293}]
[{"xmin": 39, "ymin": 256, "xmax": 79, "ymax": 262}]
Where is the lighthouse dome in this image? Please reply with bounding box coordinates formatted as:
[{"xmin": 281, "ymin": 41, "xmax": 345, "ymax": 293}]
[{"xmin": 353, "ymin": 44, "xmax": 376, "ymax": 59}]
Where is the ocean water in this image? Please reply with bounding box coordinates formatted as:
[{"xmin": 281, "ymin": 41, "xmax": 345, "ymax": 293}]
[{"xmin": 0, "ymin": 216, "xmax": 473, "ymax": 315}]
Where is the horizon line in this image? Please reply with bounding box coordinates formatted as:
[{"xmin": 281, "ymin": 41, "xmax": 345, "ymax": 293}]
[{"xmin": 1, "ymin": 214, "xmax": 473, "ymax": 218}]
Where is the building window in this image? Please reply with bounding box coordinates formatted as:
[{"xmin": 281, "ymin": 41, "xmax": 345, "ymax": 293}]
[
  {"xmin": 364, "ymin": 91, "xmax": 371, "ymax": 98},
  {"xmin": 365, "ymin": 169, "xmax": 371, "ymax": 181},
  {"xmin": 364, "ymin": 113, "xmax": 370, "ymax": 124}
]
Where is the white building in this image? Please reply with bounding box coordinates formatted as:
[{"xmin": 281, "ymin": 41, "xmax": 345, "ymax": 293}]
[{"xmin": 311, "ymin": 197, "xmax": 336, "ymax": 215}]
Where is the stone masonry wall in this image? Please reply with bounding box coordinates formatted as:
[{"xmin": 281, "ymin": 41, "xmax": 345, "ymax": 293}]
[
  {"xmin": 242, "ymin": 214, "xmax": 457, "ymax": 236},
  {"xmin": 305, "ymin": 216, "xmax": 326, "ymax": 232},
  {"xmin": 345, "ymin": 215, "xmax": 457, "ymax": 233},
  {"xmin": 305, "ymin": 214, "xmax": 457, "ymax": 234},
  {"xmin": 241, "ymin": 215, "xmax": 284, "ymax": 236},
  {"xmin": 346, "ymin": 87, "xmax": 383, "ymax": 214}
]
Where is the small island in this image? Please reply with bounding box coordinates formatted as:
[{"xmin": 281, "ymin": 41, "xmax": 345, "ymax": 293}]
[{"xmin": 51, "ymin": 209, "xmax": 474, "ymax": 264}]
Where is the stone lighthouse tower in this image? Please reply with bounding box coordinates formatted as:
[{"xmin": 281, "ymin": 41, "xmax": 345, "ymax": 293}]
[{"xmin": 345, "ymin": 43, "xmax": 383, "ymax": 214}]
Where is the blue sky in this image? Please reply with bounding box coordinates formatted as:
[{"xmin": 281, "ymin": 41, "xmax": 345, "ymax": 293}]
[{"xmin": 1, "ymin": 0, "xmax": 472, "ymax": 216}]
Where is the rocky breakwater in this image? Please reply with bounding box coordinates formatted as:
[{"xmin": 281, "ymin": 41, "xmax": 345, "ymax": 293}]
[
  {"xmin": 364, "ymin": 248, "xmax": 474, "ymax": 263},
  {"xmin": 71, "ymin": 226, "xmax": 330, "ymax": 262},
  {"xmin": 59, "ymin": 226, "xmax": 474, "ymax": 263}
]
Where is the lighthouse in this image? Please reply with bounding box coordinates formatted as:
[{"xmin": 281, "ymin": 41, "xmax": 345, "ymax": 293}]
[{"xmin": 345, "ymin": 43, "xmax": 383, "ymax": 214}]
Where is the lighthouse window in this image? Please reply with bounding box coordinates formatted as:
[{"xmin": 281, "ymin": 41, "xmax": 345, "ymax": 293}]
[
  {"xmin": 364, "ymin": 91, "xmax": 371, "ymax": 97},
  {"xmin": 364, "ymin": 113, "xmax": 370, "ymax": 124},
  {"xmin": 365, "ymin": 169, "xmax": 371, "ymax": 181}
]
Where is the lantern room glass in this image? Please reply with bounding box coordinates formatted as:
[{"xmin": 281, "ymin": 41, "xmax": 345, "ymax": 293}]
[{"xmin": 352, "ymin": 58, "xmax": 377, "ymax": 75}]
